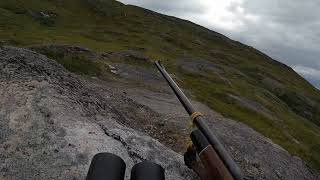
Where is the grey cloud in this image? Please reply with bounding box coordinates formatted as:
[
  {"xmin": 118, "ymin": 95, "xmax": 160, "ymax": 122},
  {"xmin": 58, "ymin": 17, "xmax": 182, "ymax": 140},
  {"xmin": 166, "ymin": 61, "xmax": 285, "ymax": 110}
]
[
  {"xmin": 244, "ymin": 1, "xmax": 320, "ymax": 25},
  {"xmin": 240, "ymin": 0, "xmax": 320, "ymax": 50},
  {"xmin": 234, "ymin": 0, "xmax": 320, "ymax": 87},
  {"xmin": 214, "ymin": 0, "xmax": 320, "ymax": 87}
]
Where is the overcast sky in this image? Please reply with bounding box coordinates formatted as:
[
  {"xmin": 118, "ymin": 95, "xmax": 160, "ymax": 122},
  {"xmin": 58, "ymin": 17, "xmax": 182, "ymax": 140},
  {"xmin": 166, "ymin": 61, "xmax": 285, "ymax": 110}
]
[{"xmin": 118, "ymin": 0, "xmax": 320, "ymax": 88}]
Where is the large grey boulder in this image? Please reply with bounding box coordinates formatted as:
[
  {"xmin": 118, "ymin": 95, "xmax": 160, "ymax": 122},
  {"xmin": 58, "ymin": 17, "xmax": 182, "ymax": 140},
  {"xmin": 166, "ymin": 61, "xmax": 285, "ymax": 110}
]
[{"xmin": 0, "ymin": 46, "xmax": 196, "ymax": 180}]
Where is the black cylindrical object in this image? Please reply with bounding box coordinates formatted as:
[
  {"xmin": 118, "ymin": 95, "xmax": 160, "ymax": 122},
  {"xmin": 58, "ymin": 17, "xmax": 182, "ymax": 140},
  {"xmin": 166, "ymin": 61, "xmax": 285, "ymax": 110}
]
[
  {"xmin": 86, "ymin": 153, "xmax": 126, "ymax": 180},
  {"xmin": 155, "ymin": 61, "xmax": 243, "ymax": 180},
  {"xmin": 131, "ymin": 161, "xmax": 165, "ymax": 180}
]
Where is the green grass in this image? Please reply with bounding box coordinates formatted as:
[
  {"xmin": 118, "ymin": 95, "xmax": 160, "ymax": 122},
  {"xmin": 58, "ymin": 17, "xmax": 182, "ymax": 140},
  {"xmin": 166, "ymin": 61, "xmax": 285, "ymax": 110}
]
[
  {"xmin": 177, "ymin": 68, "xmax": 320, "ymax": 169},
  {"xmin": 38, "ymin": 49, "xmax": 102, "ymax": 76},
  {"xmin": 56, "ymin": 56, "xmax": 101, "ymax": 76},
  {"xmin": 1, "ymin": 0, "xmax": 320, "ymax": 171}
]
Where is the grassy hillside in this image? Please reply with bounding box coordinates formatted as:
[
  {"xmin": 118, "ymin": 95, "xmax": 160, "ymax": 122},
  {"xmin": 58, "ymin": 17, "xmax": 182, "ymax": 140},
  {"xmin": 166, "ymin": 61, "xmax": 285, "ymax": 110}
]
[{"xmin": 1, "ymin": 0, "xmax": 320, "ymax": 170}]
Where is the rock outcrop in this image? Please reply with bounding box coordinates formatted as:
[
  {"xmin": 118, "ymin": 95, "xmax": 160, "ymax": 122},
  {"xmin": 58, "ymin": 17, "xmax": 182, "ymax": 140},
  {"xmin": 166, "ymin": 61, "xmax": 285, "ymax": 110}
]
[
  {"xmin": 0, "ymin": 46, "xmax": 319, "ymax": 180},
  {"xmin": 0, "ymin": 46, "xmax": 196, "ymax": 180}
]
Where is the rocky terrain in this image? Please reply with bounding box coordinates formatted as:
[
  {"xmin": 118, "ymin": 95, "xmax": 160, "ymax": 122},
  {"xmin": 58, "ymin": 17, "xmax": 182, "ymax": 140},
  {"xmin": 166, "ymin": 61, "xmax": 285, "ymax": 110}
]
[
  {"xmin": 1, "ymin": 0, "xmax": 320, "ymax": 171},
  {"xmin": 0, "ymin": 46, "xmax": 196, "ymax": 180},
  {"xmin": 1, "ymin": 0, "xmax": 320, "ymax": 179},
  {"xmin": 0, "ymin": 46, "xmax": 319, "ymax": 179}
]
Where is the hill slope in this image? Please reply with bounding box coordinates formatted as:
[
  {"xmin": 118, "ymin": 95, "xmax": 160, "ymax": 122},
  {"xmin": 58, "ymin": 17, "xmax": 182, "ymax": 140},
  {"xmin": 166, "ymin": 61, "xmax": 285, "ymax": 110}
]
[
  {"xmin": 0, "ymin": 0, "xmax": 320, "ymax": 172},
  {"xmin": 1, "ymin": 46, "xmax": 319, "ymax": 180}
]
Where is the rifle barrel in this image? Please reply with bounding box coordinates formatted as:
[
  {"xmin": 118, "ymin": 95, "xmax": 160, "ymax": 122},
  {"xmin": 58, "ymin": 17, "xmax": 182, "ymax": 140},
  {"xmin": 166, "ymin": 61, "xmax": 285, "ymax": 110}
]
[
  {"xmin": 155, "ymin": 61, "xmax": 195, "ymax": 115},
  {"xmin": 155, "ymin": 61, "xmax": 243, "ymax": 180}
]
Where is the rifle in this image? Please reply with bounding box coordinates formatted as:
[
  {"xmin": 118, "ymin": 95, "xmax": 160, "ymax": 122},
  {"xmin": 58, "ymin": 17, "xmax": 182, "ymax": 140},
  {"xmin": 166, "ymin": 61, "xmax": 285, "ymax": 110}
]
[{"xmin": 155, "ymin": 61, "xmax": 243, "ymax": 180}]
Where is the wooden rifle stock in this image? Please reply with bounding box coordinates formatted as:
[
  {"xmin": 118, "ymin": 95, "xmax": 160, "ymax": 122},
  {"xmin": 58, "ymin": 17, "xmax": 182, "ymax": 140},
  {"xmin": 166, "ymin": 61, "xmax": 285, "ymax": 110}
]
[
  {"xmin": 200, "ymin": 146, "xmax": 234, "ymax": 180},
  {"xmin": 191, "ymin": 130, "xmax": 233, "ymax": 180}
]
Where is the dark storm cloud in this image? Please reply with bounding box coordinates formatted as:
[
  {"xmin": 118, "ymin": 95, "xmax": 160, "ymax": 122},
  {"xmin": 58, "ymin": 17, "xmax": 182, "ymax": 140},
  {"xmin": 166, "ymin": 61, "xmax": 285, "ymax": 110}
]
[{"xmin": 119, "ymin": 0, "xmax": 320, "ymax": 88}]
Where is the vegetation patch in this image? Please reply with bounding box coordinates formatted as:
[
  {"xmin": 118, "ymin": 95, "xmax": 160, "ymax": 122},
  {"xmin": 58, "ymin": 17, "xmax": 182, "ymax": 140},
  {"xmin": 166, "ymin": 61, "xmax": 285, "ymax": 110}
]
[
  {"xmin": 31, "ymin": 11, "xmax": 58, "ymax": 26},
  {"xmin": 40, "ymin": 50, "xmax": 101, "ymax": 76},
  {"xmin": 55, "ymin": 56, "xmax": 101, "ymax": 76}
]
